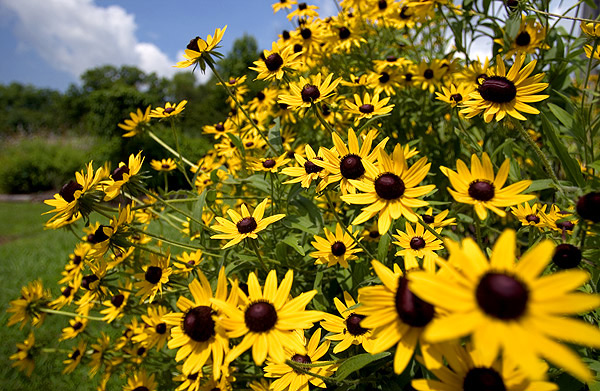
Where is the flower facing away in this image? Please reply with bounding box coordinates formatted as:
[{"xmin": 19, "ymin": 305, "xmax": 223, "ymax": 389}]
[
  {"xmin": 134, "ymin": 253, "xmax": 173, "ymax": 303},
  {"xmin": 118, "ymin": 106, "xmax": 151, "ymax": 137},
  {"xmin": 310, "ymin": 223, "xmax": 362, "ymax": 268},
  {"xmin": 162, "ymin": 268, "xmax": 232, "ymax": 378},
  {"xmin": 345, "ymin": 92, "xmax": 395, "ymax": 121},
  {"xmin": 150, "ymin": 158, "xmax": 177, "ymax": 172},
  {"xmin": 392, "ymin": 222, "xmax": 444, "ymax": 271},
  {"xmin": 210, "ymin": 269, "xmax": 323, "ymax": 366},
  {"xmin": 358, "ymin": 259, "xmax": 440, "ymax": 374},
  {"xmin": 10, "ymin": 332, "xmax": 36, "ymax": 377},
  {"xmin": 7, "ymin": 279, "xmax": 51, "ymax": 329},
  {"xmin": 341, "ymin": 144, "xmax": 435, "ymax": 234},
  {"xmin": 408, "ymin": 230, "xmax": 600, "ymax": 381},
  {"xmin": 411, "ymin": 342, "xmax": 558, "ymax": 391},
  {"xmin": 278, "ymin": 73, "xmax": 342, "ymax": 109},
  {"xmin": 150, "ymin": 100, "xmax": 188, "ymax": 119},
  {"xmin": 441, "ymin": 153, "xmax": 534, "ymax": 220},
  {"xmin": 320, "ymin": 292, "xmax": 375, "ymax": 354},
  {"xmin": 460, "ymin": 54, "xmax": 549, "ymax": 122},
  {"xmin": 174, "ymin": 26, "xmax": 227, "ymax": 71},
  {"xmin": 264, "ymin": 328, "xmax": 336, "ymax": 391},
  {"xmin": 210, "ymin": 198, "xmax": 285, "ymax": 249}
]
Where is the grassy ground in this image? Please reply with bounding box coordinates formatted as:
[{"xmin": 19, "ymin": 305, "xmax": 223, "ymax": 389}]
[{"xmin": 0, "ymin": 202, "xmax": 98, "ymax": 391}]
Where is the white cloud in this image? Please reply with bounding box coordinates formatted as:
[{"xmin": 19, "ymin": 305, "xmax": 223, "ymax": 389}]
[{"xmin": 0, "ymin": 0, "xmax": 187, "ymax": 81}]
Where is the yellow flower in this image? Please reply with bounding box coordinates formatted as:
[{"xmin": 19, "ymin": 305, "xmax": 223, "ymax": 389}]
[
  {"xmin": 118, "ymin": 106, "xmax": 151, "ymax": 137},
  {"xmin": 497, "ymin": 16, "xmax": 549, "ymax": 57},
  {"xmin": 123, "ymin": 369, "xmax": 157, "ymax": 391},
  {"xmin": 310, "ymin": 223, "xmax": 362, "ymax": 268},
  {"xmin": 174, "ymin": 26, "xmax": 227, "ymax": 70},
  {"xmin": 435, "ymin": 82, "xmax": 475, "ymax": 108},
  {"xmin": 210, "ymin": 198, "xmax": 285, "ymax": 249},
  {"xmin": 278, "ymin": 73, "xmax": 342, "ymax": 109},
  {"xmin": 250, "ymin": 42, "xmax": 303, "ymax": 81},
  {"xmin": 7, "ymin": 279, "xmax": 51, "ymax": 329},
  {"xmin": 103, "ymin": 151, "xmax": 145, "ymax": 201},
  {"xmin": 409, "ymin": 230, "xmax": 600, "ymax": 381},
  {"xmin": 392, "ymin": 222, "xmax": 443, "ymax": 271},
  {"xmin": 280, "ymin": 144, "xmax": 329, "ymax": 190},
  {"xmin": 132, "ymin": 305, "xmax": 170, "ymax": 351},
  {"xmin": 249, "ymin": 154, "xmax": 291, "ymax": 173},
  {"xmin": 460, "ymin": 54, "xmax": 548, "ymax": 122},
  {"xmin": 584, "ymin": 44, "xmax": 600, "ymax": 60},
  {"xmin": 510, "ymin": 202, "xmax": 547, "ymax": 229},
  {"xmin": 150, "ymin": 100, "xmax": 188, "ymax": 118},
  {"xmin": 272, "ymin": 0, "xmax": 297, "ymax": 13},
  {"xmin": 345, "ymin": 92, "xmax": 394, "ymax": 121},
  {"xmin": 134, "ymin": 253, "xmax": 172, "ymax": 303},
  {"xmin": 150, "ymin": 158, "xmax": 177, "ymax": 172},
  {"xmin": 10, "ymin": 332, "xmax": 35, "ymax": 377},
  {"xmin": 581, "ymin": 21, "xmax": 600, "ymax": 38},
  {"xmin": 441, "ymin": 153, "xmax": 535, "ymax": 220},
  {"xmin": 63, "ymin": 340, "xmax": 87, "ymax": 374}
]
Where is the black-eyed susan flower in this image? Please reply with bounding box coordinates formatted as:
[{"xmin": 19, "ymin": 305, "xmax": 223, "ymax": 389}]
[
  {"xmin": 250, "ymin": 42, "xmax": 302, "ymax": 81},
  {"xmin": 150, "ymin": 100, "xmax": 188, "ymax": 119},
  {"xmin": 435, "ymin": 82, "xmax": 475, "ymax": 108},
  {"xmin": 281, "ymin": 144, "xmax": 329, "ymax": 190},
  {"xmin": 134, "ymin": 253, "xmax": 172, "ymax": 303},
  {"xmin": 460, "ymin": 54, "xmax": 548, "ymax": 122},
  {"xmin": 415, "ymin": 59, "xmax": 446, "ymax": 93},
  {"xmin": 310, "ymin": 223, "xmax": 362, "ymax": 268},
  {"xmin": 119, "ymin": 106, "xmax": 151, "ymax": 137},
  {"xmin": 510, "ymin": 202, "xmax": 547, "ymax": 229},
  {"xmin": 133, "ymin": 305, "xmax": 170, "ymax": 351},
  {"xmin": 88, "ymin": 205, "xmax": 136, "ymax": 259},
  {"xmin": 264, "ymin": 328, "xmax": 336, "ymax": 391},
  {"xmin": 497, "ymin": 16, "xmax": 549, "ymax": 57},
  {"xmin": 542, "ymin": 204, "xmax": 578, "ymax": 234},
  {"xmin": 411, "ymin": 342, "xmax": 558, "ymax": 391},
  {"xmin": 104, "ymin": 151, "xmax": 145, "ymax": 201},
  {"xmin": 203, "ymin": 119, "xmax": 235, "ymax": 139},
  {"xmin": 358, "ymin": 259, "xmax": 439, "ymax": 374},
  {"xmin": 287, "ymin": 2, "xmax": 320, "ymax": 20},
  {"xmin": 278, "ymin": 73, "xmax": 342, "ymax": 109},
  {"xmin": 249, "ymin": 154, "xmax": 291, "ymax": 173},
  {"xmin": 393, "ymin": 222, "xmax": 443, "ymax": 271},
  {"xmin": 174, "ymin": 249, "xmax": 203, "ymax": 276},
  {"xmin": 441, "ymin": 153, "xmax": 534, "ymax": 220},
  {"xmin": 345, "ymin": 92, "xmax": 394, "ymax": 121},
  {"xmin": 581, "ymin": 21, "xmax": 600, "ymax": 38},
  {"xmin": 368, "ymin": 70, "xmax": 400, "ymax": 96},
  {"xmin": 100, "ymin": 283, "xmax": 131, "ymax": 323},
  {"xmin": 44, "ymin": 162, "xmax": 108, "ymax": 228},
  {"xmin": 50, "ymin": 283, "xmax": 78, "ymax": 310},
  {"xmin": 249, "ymin": 379, "xmax": 272, "ymax": 391},
  {"xmin": 77, "ymin": 260, "xmax": 109, "ymax": 309},
  {"xmin": 63, "ymin": 340, "xmax": 87, "ymax": 374},
  {"xmin": 210, "ymin": 198, "xmax": 285, "ymax": 249},
  {"xmin": 273, "ymin": 0, "xmax": 297, "ymax": 13},
  {"xmin": 163, "ymin": 268, "xmax": 233, "ymax": 377},
  {"xmin": 210, "ymin": 269, "xmax": 323, "ymax": 365},
  {"xmin": 419, "ymin": 207, "xmax": 456, "ymax": 229},
  {"xmin": 123, "ymin": 369, "xmax": 157, "ymax": 391},
  {"xmin": 409, "ymin": 230, "xmax": 600, "ymax": 381},
  {"xmin": 316, "ymin": 128, "xmax": 387, "ymax": 194},
  {"xmin": 458, "ymin": 56, "xmax": 490, "ymax": 86},
  {"xmin": 89, "ymin": 333, "xmax": 115, "ymax": 378},
  {"xmin": 60, "ymin": 316, "xmax": 88, "ymax": 341},
  {"xmin": 150, "ymin": 158, "xmax": 177, "ymax": 172},
  {"xmin": 10, "ymin": 332, "xmax": 35, "ymax": 377},
  {"xmin": 174, "ymin": 26, "xmax": 227, "ymax": 71},
  {"xmin": 321, "ymin": 292, "xmax": 375, "ymax": 353},
  {"xmin": 584, "ymin": 44, "xmax": 600, "ymax": 60},
  {"xmin": 7, "ymin": 280, "xmax": 51, "ymax": 329},
  {"xmin": 341, "ymin": 144, "xmax": 435, "ymax": 234}
]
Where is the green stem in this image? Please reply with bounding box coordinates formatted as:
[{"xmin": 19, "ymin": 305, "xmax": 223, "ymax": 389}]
[
  {"xmin": 416, "ymin": 215, "xmax": 445, "ymax": 242},
  {"xmin": 163, "ymin": 172, "xmax": 169, "ymax": 193},
  {"xmin": 312, "ymin": 104, "xmax": 339, "ymax": 136},
  {"xmin": 525, "ymin": 7, "xmax": 600, "ymax": 23},
  {"xmin": 473, "ymin": 210, "xmax": 483, "ymax": 249},
  {"xmin": 285, "ymin": 360, "xmax": 358, "ymax": 386},
  {"xmin": 512, "ymin": 119, "xmax": 559, "ymax": 184},
  {"xmin": 147, "ymin": 130, "xmax": 195, "ymax": 167},
  {"xmin": 169, "ymin": 118, "xmax": 193, "ymax": 187},
  {"xmin": 41, "ymin": 308, "xmax": 104, "ymax": 321},
  {"xmin": 248, "ymin": 239, "xmax": 269, "ymax": 272}
]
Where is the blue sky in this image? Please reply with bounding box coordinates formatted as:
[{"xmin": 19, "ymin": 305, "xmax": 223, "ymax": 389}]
[{"xmin": 0, "ymin": 0, "xmax": 337, "ymax": 90}]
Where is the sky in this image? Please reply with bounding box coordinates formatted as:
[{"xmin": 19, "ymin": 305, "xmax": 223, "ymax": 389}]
[{"xmin": 0, "ymin": 0, "xmax": 579, "ymax": 91}]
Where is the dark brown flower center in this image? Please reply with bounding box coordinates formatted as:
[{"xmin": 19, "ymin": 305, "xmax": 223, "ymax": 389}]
[
  {"xmin": 346, "ymin": 313, "xmax": 368, "ymax": 336},
  {"xmin": 476, "ymin": 273, "xmax": 528, "ymax": 320},
  {"xmin": 424, "ymin": 69, "xmax": 434, "ymax": 79},
  {"xmin": 183, "ymin": 306, "xmax": 216, "ymax": 342},
  {"xmin": 132, "ymin": 387, "xmax": 149, "ymax": 391},
  {"xmin": 369, "ymin": 230, "xmax": 380, "ymax": 238},
  {"xmin": 112, "ymin": 165, "xmax": 129, "ymax": 181},
  {"xmin": 164, "ymin": 107, "xmax": 176, "ymax": 114},
  {"xmin": 89, "ymin": 225, "xmax": 110, "ymax": 244},
  {"xmin": 395, "ymin": 276, "xmax": 435, "ymax": 327},
  {"xmin": 215, "ymin": 123, "xmax": 225, "ymax": 132},
  {"xmin": 404, "ymin": 73, "xmax": 413, "ymax": 82},
  {"xmin": 236, "ymin": 217, "xmax": 258, "ymax": 234},
  {"xmin": 72, "ymin": 255, "xmax": 82, "ymax": 265},
  {"xmin": 300, "ymin": 28, "xmax": 312, "ymax": 40},
  {"xmin": 72, "ymin": 321, "xmax": 83, "ymax": 331},
  {"xmin": 155, "ymin": 322, "xmax": 167, "ymax": 334},
  {"xmin": 463, "ymin": 367, "xmax": 507, "ymax": 391},
  {"xmin": 478, "ymin": 76, "xmax": 517, "ymax": 104},
  {"xmin": 468, "ymin": 180, "xmax": 495, "ymax": 201},
  {"xmin": 245, "ymin": 301, "xmax": 278, "ymax": 332},
  {"xmin": 187, "ymin": 36, "xmax": 201, "ymax": 51},
  {"xmin": 70, "ymin": 349, "xmax": 81, "ymax": 360},
  {"xmin": 450, "ymin": 93, "xmax": 463, "ymax": 103},
  {"xmin": 62, "ymin": 286, "xmax": 73, "ymax": 297},
  {"xmin": 386, "ymin": 55, "xmax": 397, "ymax": 62},
  {"xmin": 265, "ymin": 53, "xmax": 284, "ymax": 71},
  {"xmin": 59, "ymin": 180, "xmax": 83, "ymax": 203},
  {"xmin": 298, "ymin": 2, "xmax": 307, "ymax": 10},
  {"xmin": 187, "ymin": 373, "xmax": 199, "ymax": 381},
  {"xmin": 282, "ymin": 30, "xmax": 291, "ymax": 40},
  {"xmin": 338, "ymin": 27, "xmax": 351, "ymax": 39},
  {"xmin": 111, "ymin": 294, "xmax": 125, "ymax": 308},
  {"xmin": 375, "ymin": 173, "xmax": 405, "ymax": 200},
  {"xmin": 577, "ymin": 192, "xmax": 600, "ymax": 222},
  {"xmin": 359, "ymin": 104, "xmax": 375, "ymax": 114},
  {"xmin": 301, "ymin": 84, "xmax": 320, "ymax": 102},
  {"xmin": 136, "ymin": 347, "xmax": 146, "ymax": 355},
  {"xmin": 331, "ymin": 241, "xmax": 347, "ymax": 256},
  {"xmin": 410, "ymin": 237, "xmax": 426, "ymax": 250},
  {"xmin": 262, "ymin": 159, "xmax": 277, "ymax": 168},
  {"xmin": 256, "ymin": 91, "xmax": 266, "ymax": 101},
  {"xmin": 552, "ymin": 243, "xmax": 581, "ymax": 269},
  {"xmin": 145, "ymin": 266, "xmax": 163, "ymax": 284},
  {"xmin": 378, "ymin": 0, "xmax": 388, "ymax": 10},
  {"xmin": 379, "ymin": 72, "xmax": 390, "ymax": 83},
  {"xmin": 515, "ymin": 31, "xmax": 531, "ymax": 46},
  {"xmin": 321, "ymin": 103, "xmax": 331, "ymax": 116},
  {"xmin": 161, "ymin": 164, "xmax": 171, "ymax": 169},
  {"xmin": 525, "ymin": 214, "xmax": 540, "ymax": 224},
  {"xmin": 81, "ymin": 275, "xmax": 99, "ymax": 290},
  {"xmin": 421, "ymin": 214, "xmax": 435, "ymax": 224},
  {"xmin": 400, "ymin": 6, "xmax": 411, "ymax": 19},
  {"xmin": 556, "ymin": 219, "xmax": 575, "ymax": 231},
  {"xmin": 291, "ymin": 354, "xmax": 312, "ymax": 364},
  {"xmin": 340, "ymin": 154, "xmax": 365, "ymax": 179},
  {"xmin": 293, "ymin": 43, "xmax": 303, "ymax": 53},
  {"xmin": 304, "ymin": 158, "xmax": 324, "ymax": 174}
]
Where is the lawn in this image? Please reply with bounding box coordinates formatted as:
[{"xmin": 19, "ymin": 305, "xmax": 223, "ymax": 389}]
[{"xmin": 0, "ymin": 201, "xmax": 98, "ymax": 391}]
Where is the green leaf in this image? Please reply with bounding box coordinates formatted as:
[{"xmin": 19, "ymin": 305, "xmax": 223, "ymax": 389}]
[
  {"xmin": 336, "ymin": 352, "xmax": 390, "ymax": 381},
  {"xmin": 377, "ymin": 233, "xmax": 390, "ymax": 262},
  {"xmin": 527, "ymin": 179, "xmax": 554, "ymax": 193},
  {"xmin": 228, "ymin": 133, "xmax": 245, "ymax": 156},
  {"xmin": 540, "ymin": 112, "xmax": 585, "ymax": 187},
  {"xmin": 189, "ymin": 190, "xmax": 207, "ymax": 237},
  {"xmin": 282, "ymin": 236, "xmax": 305, "ymax": 256},
  {"xmin": 547, "ymin": 103, "xmax": 573, "ymax": 128},
  {"xmin": 268, "ymin": 117, "xmax": 284, "ymax": 154}
]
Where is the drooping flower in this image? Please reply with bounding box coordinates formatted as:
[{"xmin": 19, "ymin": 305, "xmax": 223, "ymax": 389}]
[{"xmin": 174, "ymin": 26, "xmax": 227, "ymax": 71}]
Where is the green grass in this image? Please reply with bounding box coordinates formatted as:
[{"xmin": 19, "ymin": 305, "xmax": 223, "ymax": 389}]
[{"xmin": 0, "ymin": 202, "xmax": 98, "ymax": 391}]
